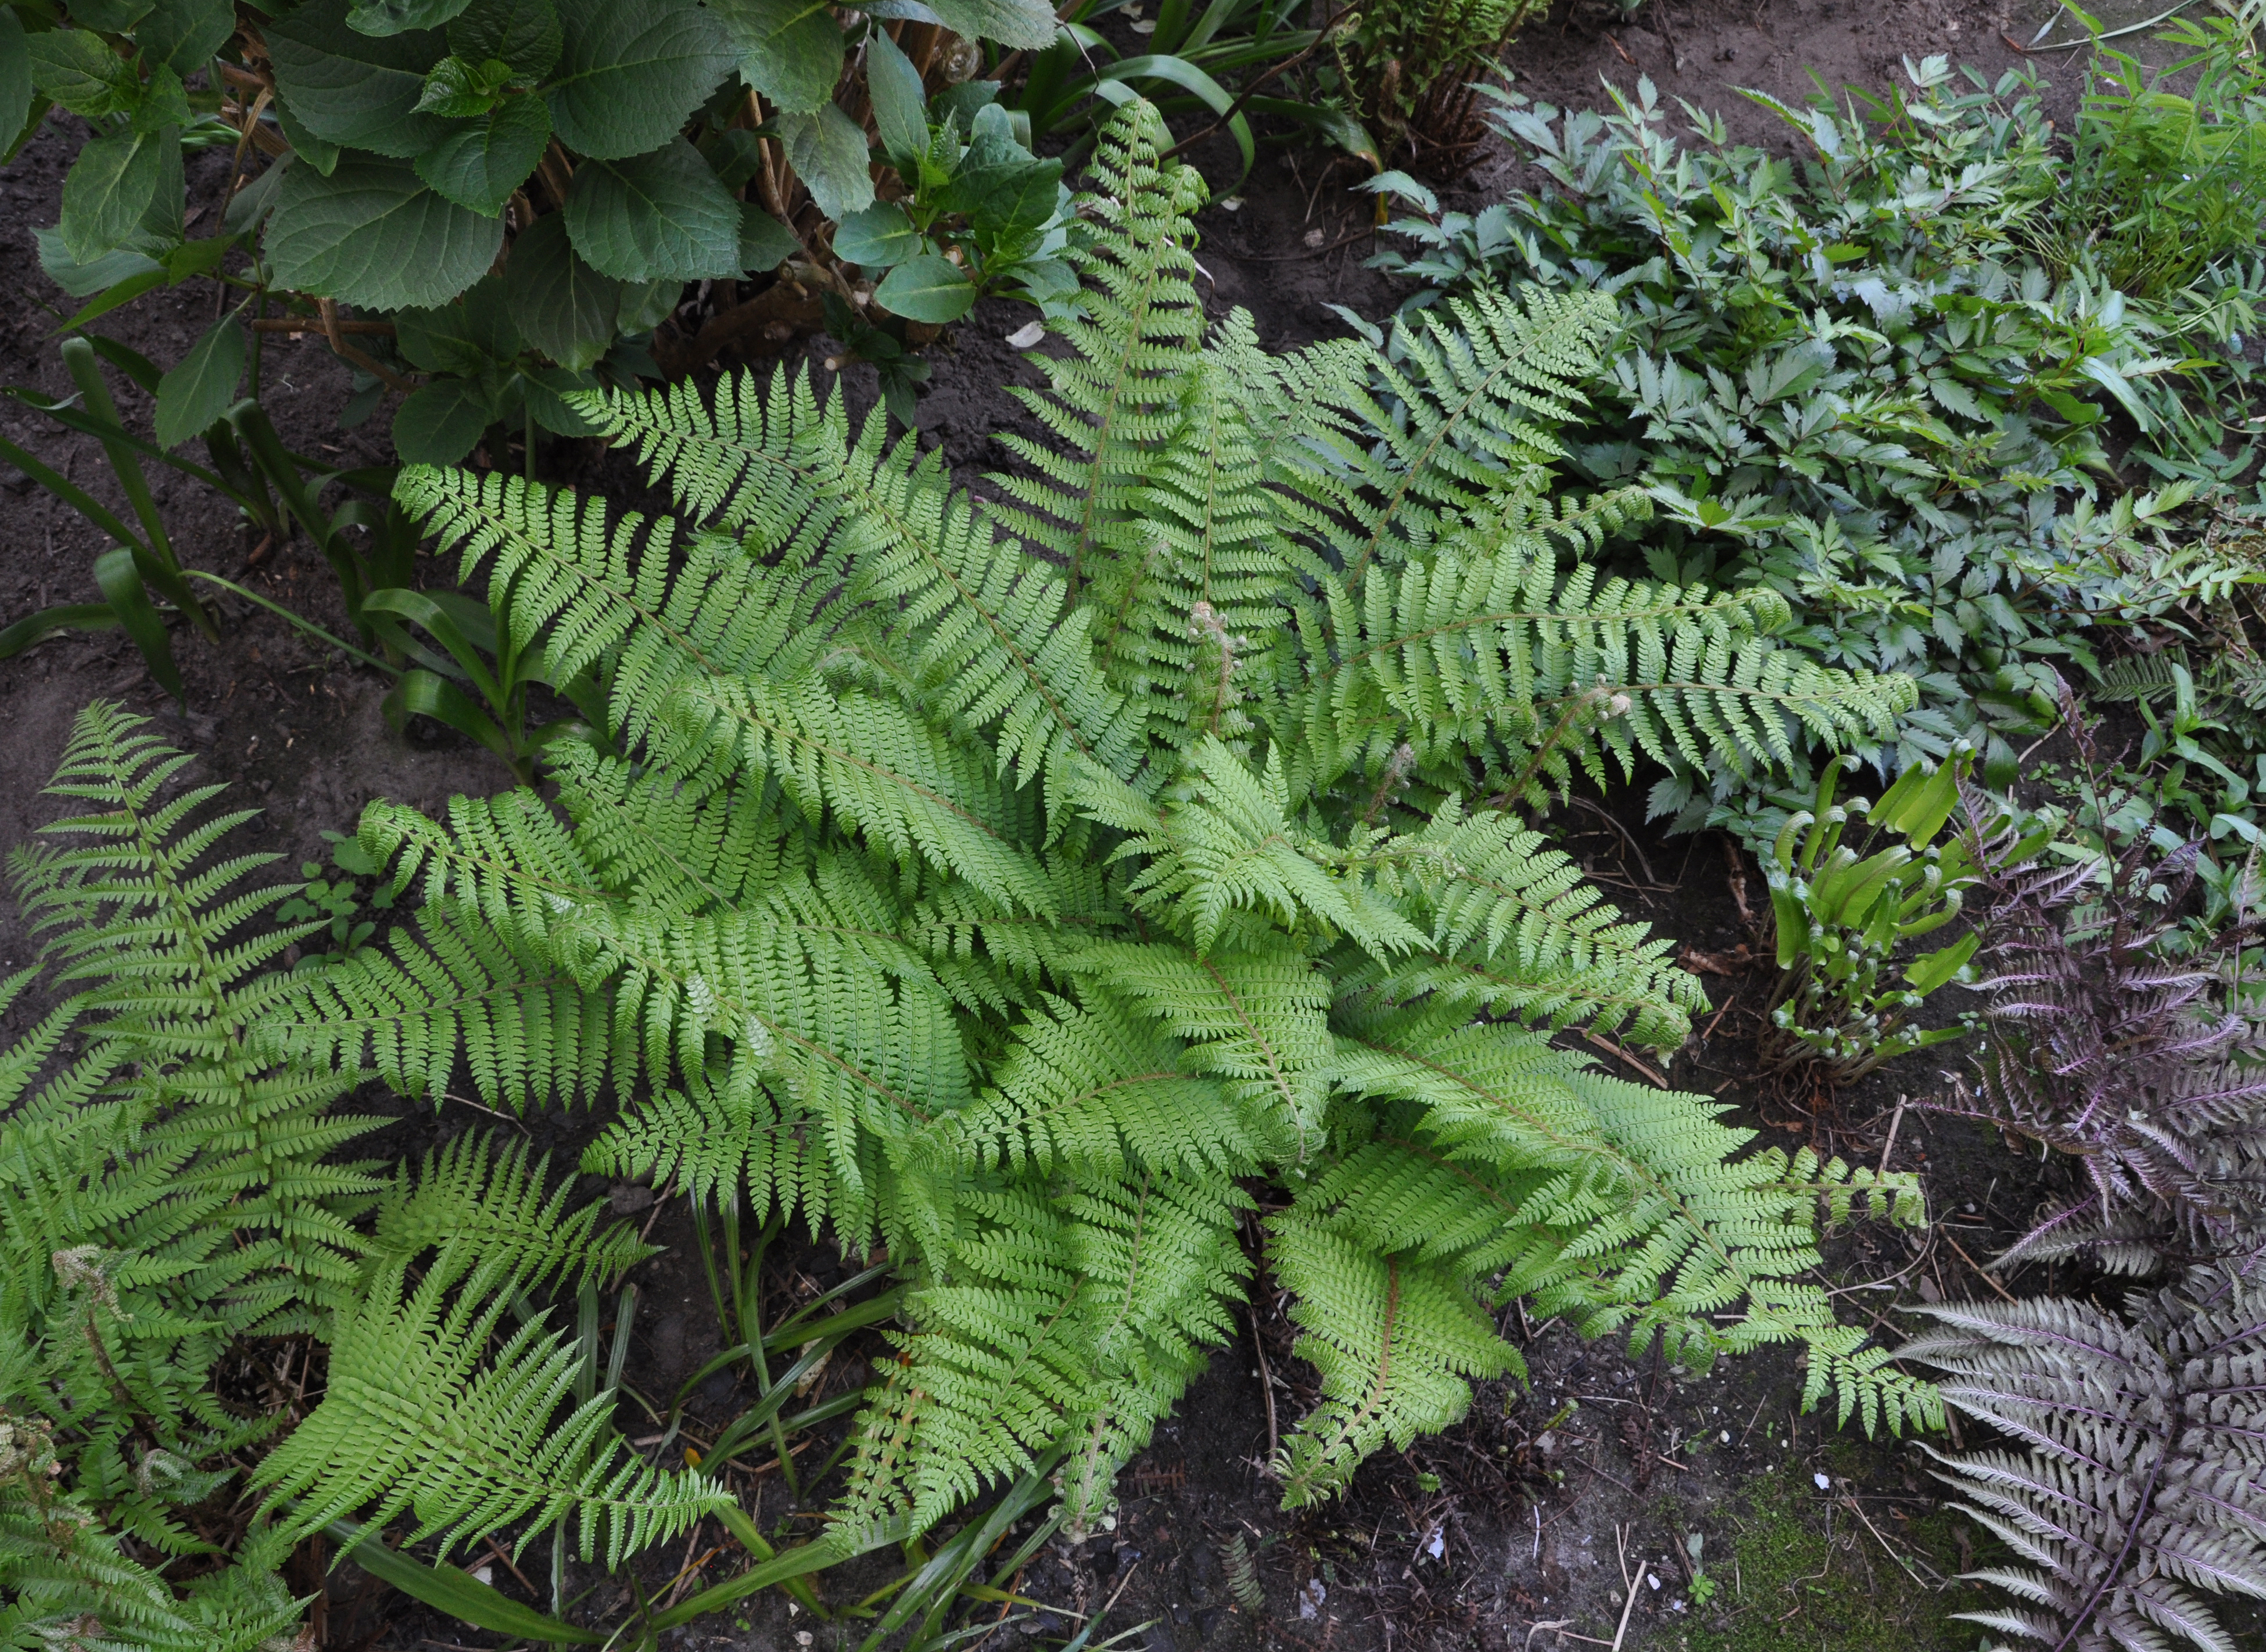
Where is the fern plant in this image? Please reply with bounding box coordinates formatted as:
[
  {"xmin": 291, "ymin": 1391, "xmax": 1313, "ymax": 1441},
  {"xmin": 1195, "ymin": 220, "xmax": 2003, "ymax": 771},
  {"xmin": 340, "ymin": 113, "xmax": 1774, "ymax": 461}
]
[
  {"xmin": 1938, "ymin": 697, "xmax": 2266, "ymax": 1275},
  {"xmin": 0, "ymin": 704, "xmax": 712, "ymax": 1650},
  {"xmin": 1902, "ymin": 1267, "xmax": 2266, "ymax": 1652},
  {"xmin": 271, "ymin": 102, "xmax": 1933, "ymax": 1545}
]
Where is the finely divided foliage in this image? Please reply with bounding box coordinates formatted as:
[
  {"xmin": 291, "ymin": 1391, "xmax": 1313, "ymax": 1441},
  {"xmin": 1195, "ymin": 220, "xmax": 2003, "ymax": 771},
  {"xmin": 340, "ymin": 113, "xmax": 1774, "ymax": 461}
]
[
  {"xmin": 0, "ymin": 707, "xmax": 698, "ymax": 1649},
  {"xmin": 273, "ymin": 98, "xmax": 1928, "ymax": 1540},
  {"xmin": 1903, "ymin": 1271, "xmax": 2266, "ymax": 1652},
  {"xmin": 0, "ymin": 102, "xmax": 1931, "ymax": 1645}
]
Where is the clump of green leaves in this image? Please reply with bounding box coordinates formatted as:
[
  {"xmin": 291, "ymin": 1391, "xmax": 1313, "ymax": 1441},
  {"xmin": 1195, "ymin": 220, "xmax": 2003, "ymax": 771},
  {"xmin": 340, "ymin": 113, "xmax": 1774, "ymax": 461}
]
[
  {"xmin": 1322, "ymin": 0, "xmax": 1541, "ymax": 166},
  {"xmin": 0, "ymin": 329, "xmax": 424, "ymax": 697},
  {"xmin": 277, "ymin": 106, "xmax": 1935, "ymax": 1556},
  {"xmin": 276, "ymin": 828, "xmax": 396, "ymax": 963},
  {"xmin": 0, "ymin": 702, "xmax": 723, "ymax": 1651},
  {"xmin": 1367, "ymin": 59, "xmax": 2266, "ymax": 832},
  {"xmin": 2035, "ymin": 2, "xmax": 2266, "ymax": 300},
  {"xmin": 1762, "ymin": 750, "xmax": 1982, "ymax": 1084},
  {"xmin": 3, "ymin": 0, "xmax": 1087, "ymax": 470},
  {"xmin": 838, "ymin": 93, "xmax": 1073, "ymax": 318}
]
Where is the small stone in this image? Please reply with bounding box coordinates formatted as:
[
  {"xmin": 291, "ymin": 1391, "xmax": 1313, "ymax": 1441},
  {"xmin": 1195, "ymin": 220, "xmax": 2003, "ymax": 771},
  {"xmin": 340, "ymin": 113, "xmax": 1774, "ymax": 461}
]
[{"xmin": 1814, "ymin": 1472, "xmax": 1833, "ymax": 1491}]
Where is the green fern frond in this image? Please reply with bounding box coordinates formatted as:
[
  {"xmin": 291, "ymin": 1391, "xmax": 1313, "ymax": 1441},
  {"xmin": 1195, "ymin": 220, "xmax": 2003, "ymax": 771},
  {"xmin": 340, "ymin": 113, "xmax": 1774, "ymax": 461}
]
[
  {"xmin": 580, "ymin": 370, "xmax": 1146, "ymax": 811},
  {"xmin": 369, "ymin": 1132, "xmax": 655, "ymax": 1293},
  {"xmin": 255, "ymin": 1251, "xmax": 728, "ymax": 1567},
  {"xmin": 1335, "ymin": 796, "xmax": 1705, "ymax": 1047},
  {"xmin": 9, "ymin": 705, "xmax": 381, "ymax": 1317},
  {"xmin": 1277, "ymin": 533, "xmax": 1911, "ymax": 802},
  {"xmin": 270, "ymin": 890, "xmax": 604, "ymax": 1110},
  {"xmin": 1326, "ymin": 1003, "xmax": 1938, "ymax": 1433},
  {"xmin": 1084, "ymin": 315, "xmax": 1313, "ymax": 750},
  {"xmin": 195, "ymin": 98, "xmax": 1933, "ymax": 1560},
  {"xmin": 840, "ymin": 1170, "xmax": 1246, "ymax": 1535},
  {"xmin": 579, "ymin": 1072, "xmax": 778, "ymax": 1215},
  {"xmin": 987, "ymin": 100, "xmax": 1210, "ymax": 603},
  {"xmin": 1267, "ymin": 1213, "xmax": 1520, "ymax": 1507},
  {"xmin": 829, "ymin": 425, "xmax": 1147, "ymax": 801},
  {"xmin": 658, "ymin": 673, "xmax": 1056, "ymax": 914},
  {"xmin": 1285, "ymin": 286, "xmax": 1618, "ymax": 592},
  {"xmin": 394, "ymin": 464, "xmax": 851, "ymax": 757},
  {"xmin": 948, "ymin": 992, "xmax": 1264, "ymax": 1178},
  {"xmin": 1079, "ymin": 738, "xmax": 1427, "ymax": 961},
  {"xmin": 1073, "ymin": 939, "xmax": 1333, "ymax": 1155}
]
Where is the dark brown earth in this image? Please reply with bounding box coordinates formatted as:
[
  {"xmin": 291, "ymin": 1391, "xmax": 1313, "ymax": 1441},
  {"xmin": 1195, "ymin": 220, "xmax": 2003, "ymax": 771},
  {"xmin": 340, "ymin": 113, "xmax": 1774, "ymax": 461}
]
[{"xmin": 0, "ymin": 0, "xmax": 2218, "ymax": 1647}]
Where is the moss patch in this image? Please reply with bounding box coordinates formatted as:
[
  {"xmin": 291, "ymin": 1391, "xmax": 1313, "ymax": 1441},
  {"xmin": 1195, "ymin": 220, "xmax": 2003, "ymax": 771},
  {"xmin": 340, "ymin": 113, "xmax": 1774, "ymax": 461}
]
[{"xmin": 1673, "ymin": 1453, "xmax": 1988, "ymax": 1652}]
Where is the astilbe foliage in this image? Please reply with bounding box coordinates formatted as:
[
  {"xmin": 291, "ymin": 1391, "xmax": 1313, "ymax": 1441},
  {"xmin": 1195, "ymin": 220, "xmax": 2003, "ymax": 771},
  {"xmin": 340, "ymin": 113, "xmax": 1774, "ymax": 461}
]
[
  {"xmin": 0, "ymin": 706, "xmax": 700, "ymax": 1650},
  {"xmin": 270, "ymin": 102, "xmax": 1934, "ymax": 1544},
  {"xmin": 1937, "ymin": 700, "xmax": 2266, "ymax": 1274},
  {"xmin": 1902, "ymin": 1268, "xmax": 2266, "ymax": 1652}
]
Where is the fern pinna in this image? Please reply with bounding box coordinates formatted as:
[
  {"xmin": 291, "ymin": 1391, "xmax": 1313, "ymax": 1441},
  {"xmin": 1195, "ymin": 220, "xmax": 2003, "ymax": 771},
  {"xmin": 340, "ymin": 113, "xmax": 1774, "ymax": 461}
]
[{"xmin": 274, "ymin": 103, "xmax": 1930, "ymax": 1542}]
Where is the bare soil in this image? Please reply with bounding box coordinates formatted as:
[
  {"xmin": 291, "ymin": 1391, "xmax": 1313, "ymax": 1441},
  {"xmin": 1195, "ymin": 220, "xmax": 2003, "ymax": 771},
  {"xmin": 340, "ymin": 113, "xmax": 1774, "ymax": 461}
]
[{"xmin": 0, "ymin": 1, "xmax": 2212, "ymax": 1647}]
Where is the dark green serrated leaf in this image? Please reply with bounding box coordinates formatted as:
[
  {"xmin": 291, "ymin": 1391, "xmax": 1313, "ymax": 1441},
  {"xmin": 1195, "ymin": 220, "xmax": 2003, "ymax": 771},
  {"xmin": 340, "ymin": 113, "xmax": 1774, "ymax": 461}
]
[
  {"xmin": 28, "ymin": 29, "xmax": 139, "ymax": 117},
  {"xmin": 873, "ymin": 252, "xmax": 975, "ymax": 323},
  {"xmin": 270, "ymin": 91, "xmax": 342, "ymax": 174},
  {"xmin": 0, "ymin": 12, "xmax": 35, "ymax": 138},
  {"xmin": 267, "ymin": 0, "xmax": 452, "ymax": 159},
  {"xmin": 392, "ymin": 374, "xmax": 495, "ymax": 464},
  {"xmin": 929, "ymin": 78, "xmax": 998, "ymax": 130},
  {"xmin": 61, "ymin": 127, "xmax": 166, "ymax": 261},
  {"xmin": 346, "ymin": 0, "xmax": 474, "ymax": 36},
  {"xmin": 163, "ymin": 236, "xmax": 231, "ymax": 281},
  {"xmin": 709, "ymin": 0, "xmax": 840, "ymax": 114},
  {"xmin": 266, "ymin": 153, "xmax": 503, "ymax": 309},
  {"xmin": 867, "ymin": 27, "xmax": 927, "ymax": 171},
  {"xmin": 127, "ymin": 131, "xmax": 184, "ymax": 251},
  {"xmin": 777, "ymin": 102, "xmax": 873, "ymax": 220},
  {"xmin": 153, "ymin": 315, "xmax": 246, "ymax": 448},
  {"xmin": 395, "ymin": 273, "xmax": 523, "ymax": 374},
  {"xmin": 414, "ymin": 53, "xmax": 514, "ymax": 117},
  {"xmin": 740, "ymin": 202, "xmax": 798, "ymax": 272},
  {"xmin": 415, "ymin": 92, "xmax": 549, "ymax": 214},
  {"xmin": 562, "ymin": 138, "xmax": 740, "ymax": 281},
  {"xmin": 545, "ymin": 0, "xmax": 733, "ymax": 161},
  {"xmin": 224, "ymin": 153, "xmax": 291, "ymax": 232},
  {"xmin": 138, "ymin": 0, "xmax": 237, "ymax": 76},
  {"xmin": 70, "ymin": 0, "xmax": 154, "ymax": 30},
  {"xmin": 130, "ymin": 65, "xmax": 191, "ymax": 134},
  {"xmin": 953, "ymin": 152, "xmax": 1062, "ymax": 246},
  {"xmin": 831, "ymin": 202, "xmax": 917, "ymax": 270},
  {"xmin": 449, "ymin": 0, "xmax": 561, "ymax": 78},
  {"xmin": 519, "ymin": 362, "xmax": 603, "ymax": 434},
  {"xmin": 926, "ymin": 0, "xmax": 1055, "ymax": 49},
  {"xmin": 34, "ymin": 225, "xmax": 159, "ymax": 297},
  {"xmin": 504, "ymin": 209, "xmax": 620, "ymax": 370},
  {"xmin": 704, "ymin": 127, "xmax": 763, "ymax": 190},
  {"xmin": 616, "ymin": 276, "xmax": 678, "ymax": 332}
]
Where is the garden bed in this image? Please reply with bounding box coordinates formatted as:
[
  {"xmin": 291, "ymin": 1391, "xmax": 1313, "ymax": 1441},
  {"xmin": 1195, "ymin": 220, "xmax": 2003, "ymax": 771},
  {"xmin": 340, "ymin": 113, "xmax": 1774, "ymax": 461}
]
[{"xmin": 0, "ymin": 1, "xmax": 2240, "ymax": 1648}]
